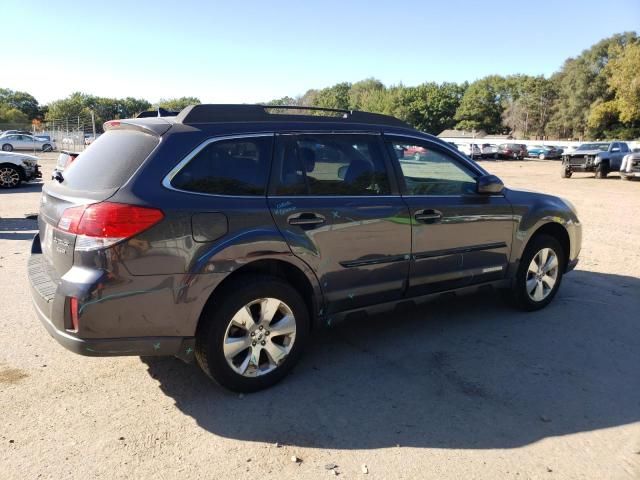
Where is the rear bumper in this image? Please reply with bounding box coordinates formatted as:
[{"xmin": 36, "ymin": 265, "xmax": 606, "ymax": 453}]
[
  {"xmin": 31, "ymin": 293, "xmax": 194, "ymax": 359},
  {"xmin": 27, "ymin": 233, "xmax": 195, "ymax": 361}
]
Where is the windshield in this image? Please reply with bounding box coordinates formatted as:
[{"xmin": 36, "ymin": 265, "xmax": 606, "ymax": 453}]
[{"xmin": 577, "ymin": 143, "xmax": 609, "ymax": 151}]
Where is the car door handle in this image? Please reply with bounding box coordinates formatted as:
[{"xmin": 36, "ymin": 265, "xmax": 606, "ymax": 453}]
[
  {"xmin": 288, "ymin": 213, "xmax": 326, "ymax": 226},
  {"xmin": 414, "ymin": 209, "xmax": 442, "ymax": 223}
]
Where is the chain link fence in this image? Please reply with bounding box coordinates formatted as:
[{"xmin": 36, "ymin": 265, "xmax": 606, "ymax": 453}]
[{"xmin": 1, "ymin": 114, "xmax": 97, "ymax": 154}]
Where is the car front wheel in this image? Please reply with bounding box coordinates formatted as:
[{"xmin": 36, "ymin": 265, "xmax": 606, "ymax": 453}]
[
  {"xmin": 595, "ymin": 164, "xmax": 608, "ymax": 179},
  {"xmin": 506, "ymin": 234, "xmax": 565, "ymax": 311},
  {"xmin": 195, "ymin": 275, "xmax": 310, "ymax": 392},
  {"xmin": 0, "ymin": 165, "xmax": 22, "ymax": 188}
]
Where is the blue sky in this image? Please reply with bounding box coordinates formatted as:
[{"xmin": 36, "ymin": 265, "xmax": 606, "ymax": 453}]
[{"xmin": 2, "ymin": 0, "xmax": 638, "ymax": 105}]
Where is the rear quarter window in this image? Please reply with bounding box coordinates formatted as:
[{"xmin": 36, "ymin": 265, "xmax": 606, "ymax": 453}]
[
  {"xmin": 170, "ymin": 136, "xmax": 273, "ymax": 196},
  {"xmin": 62, "ymin": 129, "xmax": 159, "ymax": 190}
]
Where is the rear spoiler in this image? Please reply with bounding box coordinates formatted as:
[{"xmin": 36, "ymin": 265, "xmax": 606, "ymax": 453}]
[
  {"xmin": 136, "ymin": 108, "xmax": 180, "ymax": 118},
  {"xmin": 103, "ymin": 117, "xmax": 174, "ymax": 136}
]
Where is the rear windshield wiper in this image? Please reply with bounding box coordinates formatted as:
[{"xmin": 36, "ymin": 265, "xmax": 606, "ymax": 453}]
[{"xmin": 53, "ymin": 171, "xmax": 64, "ymax": 183}]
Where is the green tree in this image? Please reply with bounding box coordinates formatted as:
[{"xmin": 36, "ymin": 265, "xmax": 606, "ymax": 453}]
[
  {"xmin": 157, "ymin": 96, "xmax": 201, "ymax": 111},
  {"xmin": 314, "ymin": 82, "xmax": 351, "ymax": 110},
  {"xmin": 348, "ymin": 78, "xmax": 385, "ymax": 110},
  {"xmin": 549, "ymin": 32, "xmax": 638, "ymax": 139},
  {"xmin": 396, "ymin": 82, "xmax": 466, "ymax": 134},
  {"xmin": 0, "ymin": 88, "xmax": 41, "ymax": 119},
  {"xmin": 454, "ymin": 75, "xmax": 507, "ymax": 133},
  {"xmin": 587, "ymin": 40, "xmax": 640, "ymax": 138},
  {"xmin": 0, "ymin": 104, "xmax": 29, "ymax": 126},
  {"xmin": 502, "ymin": 75, "xmax": 557, "ymax": 138}
]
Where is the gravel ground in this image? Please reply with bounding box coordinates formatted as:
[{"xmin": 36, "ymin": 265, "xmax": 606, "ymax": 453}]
[{"xmin": 1, "ymin": 155, "xmax": 639, "ymax": 479}]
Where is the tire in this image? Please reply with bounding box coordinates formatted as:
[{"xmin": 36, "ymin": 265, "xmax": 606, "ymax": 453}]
[
  {"xmin": 595, "ymin": 164, "xmax": 608, "ymax": 179},
  {"xmin": 42, "ymin": 144, "xmax": 53, "ymax": 152},
  {"xmin": 0, "ymin": 164, "xmax": 23, "ymax": 189},
  {"xmin": 2, "ymin": 144, "xmax": 13, "ymax": 152},
  {"xmin": 195, "ymin": 274, "xmax": 310, "ymax": 392},
  {"xmin": 539, "ymin": 153, "xmax": 546, "ymax": 160},
  {"xmin": 505, "ymin": 234, "xmax": 565, "ymax": 311},
  {"xmin": 561, "ymin": 167, "xmax": 572, "ymax": 178}
]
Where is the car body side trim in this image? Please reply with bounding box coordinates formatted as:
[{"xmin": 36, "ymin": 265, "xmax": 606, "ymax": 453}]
[
  {"xmin": 339, "ymin": 254, "xmax": 409, "ymax": 268},
  {"xmin": 413, "ymin": 241, "xmax": 508, "ymax": 260}
]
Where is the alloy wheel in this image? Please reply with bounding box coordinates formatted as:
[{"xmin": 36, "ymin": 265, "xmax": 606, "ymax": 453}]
[
  {"xmin": 526, "ymin": 247, "xmax": 559, "ymax": 301},
  {"xmin": 222, "ymin": 297, "xmax": 297, "ymax": 377},
  {"xmin": 0, "ymin": 167, "xmax": 20, "ymax": 188}
]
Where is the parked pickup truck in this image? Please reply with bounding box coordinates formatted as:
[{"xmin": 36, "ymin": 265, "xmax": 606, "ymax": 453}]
[
  {"xmin": 561, "ymin": 141, "xmax": 630, "ymax": 179},
  {"xmin": 620, "ymin": 151, "xmax": 640, "ymax": 181}
]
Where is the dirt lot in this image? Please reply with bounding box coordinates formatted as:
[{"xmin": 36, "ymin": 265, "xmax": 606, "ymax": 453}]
[{"xmin": 1, "ymin": 155, "xmax": 639, "ymax": 479}]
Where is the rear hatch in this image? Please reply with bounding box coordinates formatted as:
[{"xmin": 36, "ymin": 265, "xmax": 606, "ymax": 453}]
[{"xmin": 39, "ymin": 125, "xmax": 163, "ymax": 279}]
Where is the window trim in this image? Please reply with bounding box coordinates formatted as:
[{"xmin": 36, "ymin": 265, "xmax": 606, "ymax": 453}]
[
  {"xmin": 384, "ymin": 134, "xmax": 490, "ymax": 197},
  {"xmin": 268, "ymin": 132, "xmax": 399, "ymax": 197},
  {"xmin": 162, "ymin": 133, "xmax": 275, "ymax": 197}
]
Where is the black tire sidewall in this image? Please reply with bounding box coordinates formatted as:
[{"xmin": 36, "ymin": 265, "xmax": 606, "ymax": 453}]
[
  {"xmin": 2, "ymin": 144, "xmax": 13, "ymax": 152},
  {"xmin": 513, "ymin": 234, "xmax": 565, "ymax": 311},
  {"xmin": 196, "ymin": 275, "xmax": 310, "ymax": 392}
]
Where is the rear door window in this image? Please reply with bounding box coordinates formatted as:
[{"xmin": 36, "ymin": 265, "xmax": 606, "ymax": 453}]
[
  {"xmin": 62, "ymin": 129, "xmax": 159, "ymax": 190},
  {"xmin": 271, "ymin": 134, "xmax": 391, "ymax": 196},
  {"xmin": 170, "ymin": 135, "xmax": 273, "ymax": 196}
]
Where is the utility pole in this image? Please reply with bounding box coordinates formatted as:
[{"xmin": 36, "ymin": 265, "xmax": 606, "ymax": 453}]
[{"xmin": 91, "ymin": 110, "xmax": 96, "ymax": 139}]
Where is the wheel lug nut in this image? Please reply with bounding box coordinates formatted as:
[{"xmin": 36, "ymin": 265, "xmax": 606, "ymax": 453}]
[
  {"xmin": 261, "ymin": 341, "xmax": 266, "ymax": 346},
  {"xmin": 259, "ymin": 325, "xmax": 263, "ymax": 330},
  {"xmin": 265, "ymin": 331, "xmax": 270, "ymax": 336},
  {"xmin": 250, "ymin": 332, "xmax": 255, "ymax": 337}
]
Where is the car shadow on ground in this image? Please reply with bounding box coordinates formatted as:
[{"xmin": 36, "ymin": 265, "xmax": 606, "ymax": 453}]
[
  {"xmin": 0, "ymin": 217, "xmax": 38, "ymax": 240},
  {"xmin": 0, "ymin": 181, "xmax": 44, "ymax": 194},
  {"xmin": 142, "ymin": 269, "xmax": 640, "ymax": 450}
]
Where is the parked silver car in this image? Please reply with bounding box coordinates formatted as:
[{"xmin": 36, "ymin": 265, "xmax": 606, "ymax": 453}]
[
  {"xmin": 0, "ymin": 151, "xmax": 42, "ymax": 188},
  {"xmin": 0, "ymin": 134, "xmax": 56, "ymax": 152}
]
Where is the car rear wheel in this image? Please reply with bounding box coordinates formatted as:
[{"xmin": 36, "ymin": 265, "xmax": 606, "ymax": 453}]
[
  {"xmin": 2, "ymin": 144, "xmax": 13, "ymax": 152},
  {"xmin": 506, "ymin": 234, "xmax": 565, "ymax": 311},
  {"xmin": 195, "ymin": 274, "xmax": 310, "ymax": 392},
  {"xmin": 0, "ymin": 165, "xmax": 22, "ymax": 188},
  {"xmin": 539, "ymin": 153, "xmax": 546, "ymax": 160}
]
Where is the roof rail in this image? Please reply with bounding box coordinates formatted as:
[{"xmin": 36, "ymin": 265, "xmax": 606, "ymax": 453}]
[
  {"xmin": 175, "ymin": 104, "xmax": 411, "ymax": 128},
  {"xmin": 136, "ymin": 108, "xmax": 180, "ymax": 118}
]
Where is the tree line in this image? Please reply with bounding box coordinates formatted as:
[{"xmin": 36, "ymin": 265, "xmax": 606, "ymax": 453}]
[
  {"xmin": 269, "ymin": 32, "xmax": 639, "ymax": 140},
  {"xmin": 1, "ymin": 32, "xmax": 638, "ymax": 139}
]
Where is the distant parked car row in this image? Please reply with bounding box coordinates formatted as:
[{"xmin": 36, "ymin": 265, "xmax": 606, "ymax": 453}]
[{"xmin": 0, "ymin": 133, "xmax": 56, "ymax": 152}]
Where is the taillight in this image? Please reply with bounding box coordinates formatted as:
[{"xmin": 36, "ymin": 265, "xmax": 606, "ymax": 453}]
[
  {"xmin": 69, "ymin": 297, "xmax": 79, "ymax": 331},
  {"xmin": 57, "ymin": 202, "xmax": 164, "ymax": 251}
]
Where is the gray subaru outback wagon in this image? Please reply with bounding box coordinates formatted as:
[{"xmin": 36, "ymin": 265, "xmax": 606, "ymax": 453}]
[{"xmin": 28, "ymin": 105, "xmax": 581, "ymax": 392}]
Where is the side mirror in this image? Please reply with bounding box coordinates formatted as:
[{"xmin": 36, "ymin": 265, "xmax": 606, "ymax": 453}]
[
  {"xmin": 477, "ymin": 174, "xmax": 504, "ymax": 194},
  {"xmin": 338, "ymin": 165, "xmax": 348, "ymax": 180}
]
